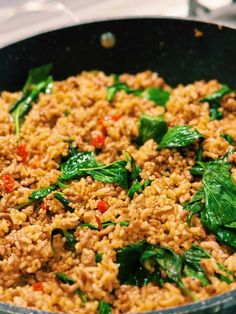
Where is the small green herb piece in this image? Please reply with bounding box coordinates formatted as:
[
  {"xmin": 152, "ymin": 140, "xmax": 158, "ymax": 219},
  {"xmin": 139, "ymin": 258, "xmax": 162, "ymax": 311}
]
[
  {"xmin": 29, "ymin": 185, "xmax": 57, "ymax": 201},
  {"xmin": 64, "ymin": 109, "xmax": 71, "ymax": 116},
  {"xmin": 183, "ymin": 245, "xmax": 234, "ymax": 284},
  {"xmin": 51, "ymin": 228, "xmax": 77, "ymax": 252},
  {"xmin": 200, "ymin": 85, "xmax": 233, "ymax": 121},
  {"xmin": 55, "ymin": 272, "xmax": 75, "ymax": 285},
  {"xmin": 10, "ymin": 64, "xmax": 53, "ymax": 112},
  {"xmin": 95, "ymin": 253, "xmax": 103, "ymax": 263},
  {"xmin": 130, "ymin": 156, "xmax": 141, "ymax": 180},
  {"xmin": 60, "ymin": 151, "xmax": 129, "ymax": 189},
  {"xmin": 137, "ymin": 114, "xmax": 168, "ymax": 145},
  {"xmin": 158, "ymin": 126, "xmax": 203, "ymax": 149},
  {"xmin": 119, "ymin": 221, "xmax": 130, "ymax": 227},
  {"xmin": 54, "ymin": 193, "xmax": 74, "ymax": 213},
  {"xmin": 128, "ymin": 179, "xmax": 151, "ymax": 198},
  {"xmin": 190, "ymin": 163, "xmax": 205, "ymax": 177},
  {"xmin": 107, "ymin": 76, "xmax": 142, "ymax": 101},
  {"xmin": 142, "ymin": 88, "xmax": 170, "ymax": 106},
  {"xmin": 55, "ymin": 272, "xmax": 88, "ymax": 302},
  {"xmin": 80, "ymin": 223, "xmax": 99, "ymax": 230},
  {"xmin": 221, "ymin": 134, "xmax": 236, "ymax": 145},
  {"xmin": 200, "ymin": 85, "xmax": 232, "ymax": 104},
  {"xmin": 98, "ymin": 301, "xmax": 112, "ymax": 314},
  {"xmin": 126, "ymin": 153, "xmax": 151, "ymax": 198},
  {"xmin": 183, "ymin": 188, "xmax": 205, "ymax": 226},
  {"xmin": 15, "ymin": 200, "xmax": 34, "ymax": 210},
  {"xmin": 80, "ymin": 221, "xmax": 129, "ymax": 231},
  {"xmin": 182, "ymin": 245, "xmax": 210, "ymax": 286}
]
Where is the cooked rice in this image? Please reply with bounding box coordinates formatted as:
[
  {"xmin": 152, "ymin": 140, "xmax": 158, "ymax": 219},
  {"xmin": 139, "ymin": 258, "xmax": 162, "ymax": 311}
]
[{"xmin": 0, "ymin": 70, "xmax": 236, "ymax": 314}]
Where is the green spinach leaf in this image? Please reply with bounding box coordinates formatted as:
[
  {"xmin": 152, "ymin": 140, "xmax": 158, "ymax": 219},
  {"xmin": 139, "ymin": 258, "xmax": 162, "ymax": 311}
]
[
  {"xmin": 183, "ymin": 188, "xmax": 205, "ymax": 226},
  {"xmin": 55, "ymin": 272, "xmax": 87, "ymax": 302},
  {"xmin": 201, "ymin": 161, "xmax": 236, "ymax": 231},
  {"xmin": 80, "ymin": 221, "xmax": 129, "ymax": 231},
  {"xmin": 11, "ymin": 64, "xmax": 53, "ymax": 138},
  {"xmin": 200, "ymin": 85, "xmax": 232, "ymax": 104},
  {"xmin": 60, "ymin": 151, "xmax": 129, "ymax": 189},
  {"xmin": 117, "ymin": 241, "xmax": 195, "ymax": 299},
  {"xmin": 55, "ymin": 272, "xmax": 75, "ymax": 285},
  {"xmin": 200, "ymin": 85, "xmax": 233, "ymax": 121},
  {"xmin": 221, "ymin": 134, "xmax": 236, "ymax": 146},
  {"xmin": 158, "ymin": 126, "xmax": 203, "ymax": 149},
  {"xmin": 29, "ymin": 185, "xmax": 57, "ymax": 201},
  {"xmin": 183, "ymin": 265, "xmax": 209, "ymax": 287},
  {"xmin": 98, "ymin": 301, "xmax": 112, "ymax": 314},
  {"xmin": 128, "ymin": 179, "xmax": 151, "ymax": 198},
  {"xmin": 183, "ymin": 245, "xmax": 233, "ymax": 284},
  {"xmin": 107, "ymin": 76, "xmax": 142, "ymax": 101},
  {"xmin": 142, "ymin": 88, "xmax": 170, "ymax": 106},
  {"xmin": 10, "ymin": 64, "xmax": 53, "ymax": 113},
  {"xmin": 137, "ymin": 114, "xmax": 168, "ymax": 145},
  {"xmin": 54, "ymin": 193, "xmax": 74, "ymax": 213},
  {"xmin": 51, "ymin": 228, "xmax": 77, "ymax": 252},
  {"xmin": 95, "ymin": 253, "xmax": 103, "ymax": 263},
  {"xmin": 116, "ymin": 241, "xmax": 161, "ymax": 286}
]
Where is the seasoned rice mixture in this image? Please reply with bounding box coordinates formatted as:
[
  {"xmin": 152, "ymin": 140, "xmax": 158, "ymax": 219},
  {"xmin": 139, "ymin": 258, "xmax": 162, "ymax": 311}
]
[{"xmin": 0, "ymin": 70, "xmax": 236, "ymax": 314}]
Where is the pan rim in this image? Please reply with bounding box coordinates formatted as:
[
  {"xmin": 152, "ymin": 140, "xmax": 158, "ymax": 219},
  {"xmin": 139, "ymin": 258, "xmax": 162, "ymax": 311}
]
[{"xmin": 0, "ymin": 16, "xmax": 236, "ymax": 314}]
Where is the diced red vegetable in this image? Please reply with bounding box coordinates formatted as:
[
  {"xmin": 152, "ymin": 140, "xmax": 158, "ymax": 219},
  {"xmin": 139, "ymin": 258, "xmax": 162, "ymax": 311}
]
[
  {"xmin": 95, "ymin": 215, "xmax": 103, "ymax": 230},
  {"xmin": 97, "ymin": 200, "xmax": 109, "ymax": 214},
  {"xmin": 40, "ymin": 202, "xmax": 47, "ymax": 211},
  {"xmin": 32, "ymin": 282, "xmax": 44, "ymax": 292},
  {"xmin": 91, "ymin": 135, "xmax": 105, "ymax": 148},
  {"xmin": 29, "ymin": 155, "xmax": 42, "ymax": 169},
  {"xmin": 16, "ymin": 143, "xmax": 27, "ymax": 163},
  {"xmin": 111, "ymin": 114, "xmax": 121, "ymax": 121},
  {"xmin": 98, "ymin": 119, "xmax": 107, "ymax": 135},
  {"xmin": 1, "ymin": 175, "xmax": 16, "ymax": 193}
]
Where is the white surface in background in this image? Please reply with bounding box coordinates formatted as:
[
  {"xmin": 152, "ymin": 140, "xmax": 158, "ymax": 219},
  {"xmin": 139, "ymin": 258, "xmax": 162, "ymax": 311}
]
[{"xmin": 0, "ymin": 0, "xmax": 188, "ymax": 47}]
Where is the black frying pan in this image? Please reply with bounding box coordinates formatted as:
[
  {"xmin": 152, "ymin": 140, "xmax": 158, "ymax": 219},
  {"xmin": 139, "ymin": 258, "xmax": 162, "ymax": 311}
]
[{"xmin": 0, "ymin": 17, "xmax": 236, "ymax": 314}]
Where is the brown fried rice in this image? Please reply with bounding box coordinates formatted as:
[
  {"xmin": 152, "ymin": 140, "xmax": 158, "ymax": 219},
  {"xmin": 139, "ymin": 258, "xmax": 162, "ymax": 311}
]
[{"xmin": 0, "ymin": 70, "xmax": 236, "ymax": 314}]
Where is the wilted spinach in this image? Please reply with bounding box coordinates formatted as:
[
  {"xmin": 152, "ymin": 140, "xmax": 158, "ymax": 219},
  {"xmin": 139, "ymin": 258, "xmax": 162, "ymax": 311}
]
[
  {"xmin": 116, "ymin": 241, "xmax": 234, "ymax": 298},
  {"xmin": 51, "ymin": 227, "xmax": 77, "ymax": 252},
  {"xmin": 200, "ymin": 85, "xmax": 233, "ymax": 120},
  {"xmin": 182, "ymin": 245, "xmax": 210, "ymax": 286},
  {"xmin": 95, "ymin": 253, "xmax": 103, "ymax": 263},
  {"xmin": 107, "ymin": 75, "xmax": 141, "ymax": 101},
  {"xmin": 128, "ymin": 179, "xmax": 152, "ymax": 198},
  {"xmin": 80, "ymin": 221, "xmax": 129, "ymax": 231},
  {"xmin": 126, "ymin": 154, "xmax": 151, "ymax": 198},
  {"xmin": 10, "ymin": 64, "xmax": 53, "ymax": 138},
  {"xmin": 107, "ymin": 75, "xmax": 170, "ymax": 106},
  {"xmin": 185, "ymin": 157, "xmax": 236, "ymax": 249},
  {"xmin": 54, "ymin": 193, "xmax": 74, "ymax": 213},
  {"xmin": 142, "ymin": 87, "xmax": 170, "ymax": 106},
  {"xmin": 183, "ymin": 188, "xmax": 205, "ymax": 226},
  {"xmin": 59, "ymin": 151, "xmax": 129, "ymax": 189},
  {"xmin": 29, "ymin": 185, "xmax": 57, "ymax": 201},
  {"xmin": 158, "ymin": 126, "xmax": 203, "ymax": 149},
  {"xmin": 98, "ymin": 301, "xmax": 112, "ymax": 314},
  {"xmin": 137, "ymin": 114, "xmax": 168, "ymax": 146},
  {"xmin": 183, "ymin": 245, "xmax": 234, "ymax": 284},
  {"xmin": 221, "ymin": 134, "xmax": 236, "ymax": 146},
  {"xmin": 55, "ymin": 272, "xmax": 87, "ymax": 302},
  {"xmin": 116, "ymin": 241, "xmax": 195, "ymax": 299}
]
